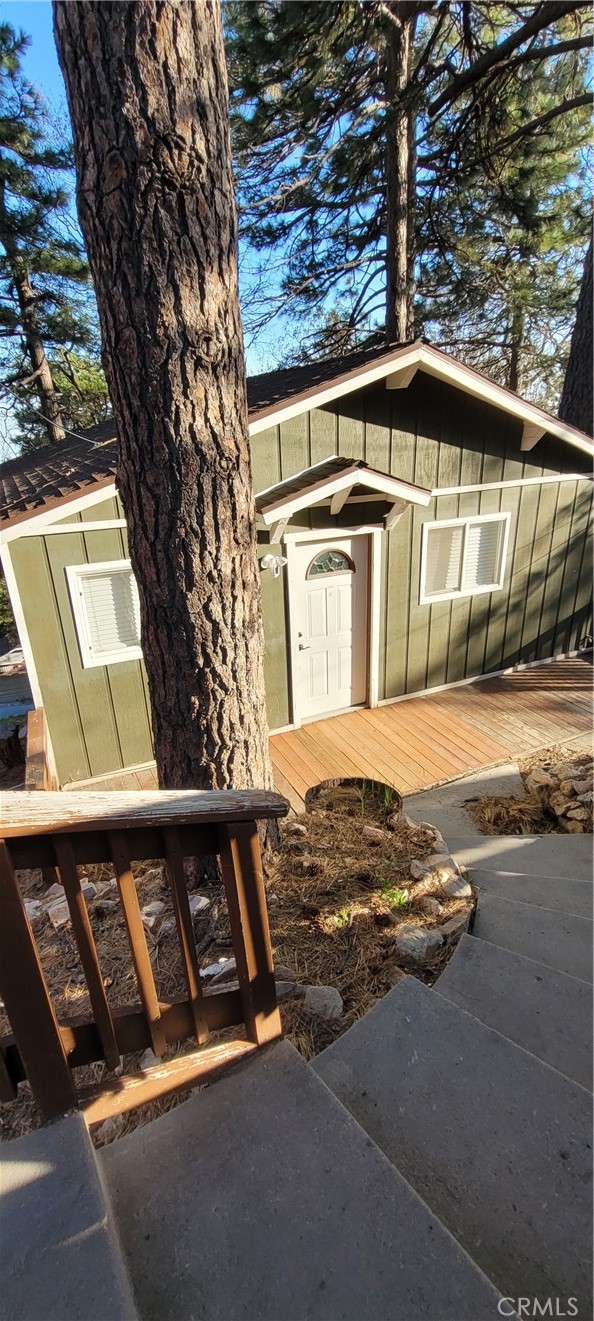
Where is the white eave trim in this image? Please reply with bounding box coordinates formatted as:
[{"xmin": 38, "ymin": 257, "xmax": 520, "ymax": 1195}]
[
  {"xmin": 259, "ymin": 465, "xmax": 431, "ymax": 525},
  {"xmin": 2, "ymin": 338, "xmax": 592, "ymax": 542}
]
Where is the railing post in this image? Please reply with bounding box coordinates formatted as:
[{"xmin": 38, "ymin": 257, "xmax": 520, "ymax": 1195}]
[
  {"xmin": 218, "ymin": 821, "xmax": 282, "ymax": 1046},
  {"xmin": 0, "ymin": 841, "xmax": 76, "ymax": 1120}
]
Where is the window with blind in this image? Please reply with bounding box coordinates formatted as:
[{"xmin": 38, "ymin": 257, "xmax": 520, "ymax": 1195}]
[
  {"xmin": 66, "ymin": 561, "xmax": 143, "ymax": 668},
  {"xmin": 420, "ymin": 514, "xmax": 510, "ymax": 604}
]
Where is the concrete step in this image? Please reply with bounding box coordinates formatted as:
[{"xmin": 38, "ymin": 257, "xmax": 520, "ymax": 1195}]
[
  {"xmin": 473, "ymin": 890, "xmax": 593, "ymax": 982},
  {"xmin": 100, "ymin": 1039, "xmax": 502, "ymax": 1321},
  {"xmin": 445, "ymin": 833, "xmax": 593, "ymax": 881},
  {"xmin": 470, "ymin": 868, "xmax": 593, "ymax": 919},
  {"xmin": 1, "ymin": 1112, "xmax": 137, "ymax": 1321},
  {"xmin": 314, "ymin": 976, "xmax": 593, "ymax": 1309},
  {"xmin": 403, "ymin": 763, "xmax": 526, "ymax": 838},
  {"xmin": 438, "ymin": 933, "xmax": 593, "ymax": 1089}
]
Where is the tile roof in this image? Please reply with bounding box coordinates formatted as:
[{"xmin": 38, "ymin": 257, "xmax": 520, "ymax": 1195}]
[{"xmin": 0, "ymin": 342, "xmax": 403, "ymax": 527}]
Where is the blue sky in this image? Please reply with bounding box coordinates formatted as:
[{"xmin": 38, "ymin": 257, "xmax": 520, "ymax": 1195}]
[{"xmin": 0, "ymin": 0, "xmax": 281, "ymax": 374}]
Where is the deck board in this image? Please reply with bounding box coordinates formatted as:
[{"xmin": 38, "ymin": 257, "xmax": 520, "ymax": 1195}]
[{"xmin": 270, "ymin": 656, "xmax": 592, "ymax": 810}]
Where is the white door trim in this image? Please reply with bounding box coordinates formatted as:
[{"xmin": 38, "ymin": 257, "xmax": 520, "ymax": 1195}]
[{"xmin": 284, "ymin": 526, "xmax": 382, "ymax": 726}]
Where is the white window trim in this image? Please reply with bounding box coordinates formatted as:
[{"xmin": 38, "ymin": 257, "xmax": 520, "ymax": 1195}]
[
  {"xmin": 66, "ymin": 559, "xmax": 143, "ymax": 669},
  {"xmin": 420, "ymin": 512, "xmax": 511, "ymax": 606}
]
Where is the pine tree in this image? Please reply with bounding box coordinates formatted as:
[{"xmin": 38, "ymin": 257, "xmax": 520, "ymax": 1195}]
[
  {"xmin": 227, "ymin": 1, "xmax": 591, "ymax": 401},
  {"xmin": 0, "ymin": 23, "xmax": 99, "ymax": 444},
  {"xmin": 54, "ymin": 0, "xmax": 275, "ymax": 798}
]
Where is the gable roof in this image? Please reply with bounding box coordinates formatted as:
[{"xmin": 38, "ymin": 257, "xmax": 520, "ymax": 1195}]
[
  {"xmin": 256, "ymin": 457, "xmax": 431, "ymax": 526},
  {"xmin": 1, "ymin": 339, "xmax": 591, "ymax": 532}
]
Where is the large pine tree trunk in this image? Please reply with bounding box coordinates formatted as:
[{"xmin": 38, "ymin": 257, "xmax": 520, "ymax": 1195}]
[
  {"xmin": 559, "ymin": 237, "xmax": 592, "ymax": 436},
  {"xmin": 384, "ymin": 2, "xmax": 416, "ymax": 344},
  {"xmin": 53, "ymin": 0, "xmax": 274, "ymax": 795}
]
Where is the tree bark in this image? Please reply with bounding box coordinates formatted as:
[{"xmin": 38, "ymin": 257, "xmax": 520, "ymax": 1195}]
[
  {"xmin": 384, "ymin": 3, "xmax": 416, "ymax": 344},
  {"xmin": 53, "ymin": 0, "xmax": 275, "ymax": 796},
  {"xmin": 559, "ymin": 236, "xmax": 592, "ymax": 436}
]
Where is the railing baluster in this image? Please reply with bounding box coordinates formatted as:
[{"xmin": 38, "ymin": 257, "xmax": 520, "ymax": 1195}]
[
  {"xmin": 0, "ymin": 1043, "xmax": 17, "ymax": 1101},
  {"xmin": 109, "ymin": 830, "xmax": 166, "ymax": 1058},
  {"xmin": 52, "ymin": 835, "xmax": 120, "ymax": 1071},
  {"xmin": 163, "ymin": 827, "xmax": 209, "ymax": 1046},
  {"xmin": 218, "ymin": 822, "xmax": 281, "ymax": 1046},
  {"xmin": 0, "ymin": 840, "xmax": 76, "ymax": 1120}
]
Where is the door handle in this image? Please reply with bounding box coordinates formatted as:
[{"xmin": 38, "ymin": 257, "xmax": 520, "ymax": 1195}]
[{"xmin": 298, "ymin": 644, "xmax": 310, "ymax": 651}]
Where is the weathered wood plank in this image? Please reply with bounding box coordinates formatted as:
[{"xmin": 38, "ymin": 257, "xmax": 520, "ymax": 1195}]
[
  {"xmin": 52, "ymin": 835, "xmax": 121, "ymax": 1071},
  {"xmin": 0, "ymin": 841, "xmax": 76, "ymax": 1120},
  {"xmin": 82, "ymin": 1040, "xmax": 257, "ymax": 1125},
  {"xmin": 163, "ymin": 827, "xmax": 209, "ymax": 1046},
  {"xmin": 109, "ymin": 830, "xmax": 167, "ymax": 1057},
  {"xmin": 218, "ymin": 823, "xmax": 281, "ymax": 1046},
  {"xmin": 1, "ymin": 788, "xmax": 290, "ymax": 836}
]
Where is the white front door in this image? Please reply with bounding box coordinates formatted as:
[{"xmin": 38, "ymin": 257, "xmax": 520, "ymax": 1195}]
[{"xmin": 290, "ymin": 536, "xmax": 369, "ymax": 721}]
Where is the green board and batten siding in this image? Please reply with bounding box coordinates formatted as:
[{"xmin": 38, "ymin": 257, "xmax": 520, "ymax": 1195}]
[
  {"xmin": 10, "ymin": 498, "xmax": 154, "ymax": 784},
  {"xmin": 9, "ymin": 374, "xmax": 593, "ymax": 784},
  {"xmin": 254, "ymin": 375, "xmax": 592, "ymax": 726}
]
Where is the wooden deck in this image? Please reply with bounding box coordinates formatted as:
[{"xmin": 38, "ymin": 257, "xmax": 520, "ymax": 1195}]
[{"xmin": 270, "ymin": 656, "xmax": 593, "ymax": 812}]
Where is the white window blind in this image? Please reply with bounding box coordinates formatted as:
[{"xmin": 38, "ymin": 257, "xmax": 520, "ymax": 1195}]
[
  {"xmin": 421, "ymin": 514, "xmax": 509, "ymax": 604},
  {"xmin": 423, "ymin": 525, "xmax": 464, "ymax": 596},
  {"xmin": 67, "ymin": 561, "xmax": 143, "ymax": 668},
  {"xmin": 462, "ymin": 519, "xmax": 503, "ymax": 591}
]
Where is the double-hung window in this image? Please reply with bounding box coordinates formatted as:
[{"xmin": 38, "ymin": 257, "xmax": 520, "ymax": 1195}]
[
  {"xmin": 420, "ymin": 513, "xmax": 510, "ymax": 605},
  {"xmin": 66, "ymin": 560, "xmax": 142, "ymax": 668}
]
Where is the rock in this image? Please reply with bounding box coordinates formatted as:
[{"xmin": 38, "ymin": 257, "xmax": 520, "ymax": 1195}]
[
  {"xmin": 418, "ymin": 896, "xmax": 442, "ymax": 916},
  {"xmin": 548, "ymin": 791, "xmax": 572, "ymax": 817},
  {"xmin": 563, "ymin": 820, "xmax": 586, "ymax": 833},
  {"xmin": 361, "ymin": 825, "xmax": 387, "ymax": 846},
  {"xmin": 441, "ymin": 872, "xmax": 472, "ymax": 900},
  {"xmin": 158, "ymin": 918, "xmax": 176, "ymax": 937},
  {"xmin": 559, "ymin": 780, "xmax": 578, "ymax": 798},
  {"xmin": 188, "ymin": 894, "xmax": 210, "ymax": 918},
  {"xmin": 384, "ymin": 963, "xmax": 407, "ymax": 987},
  {"xmin": 573, "ymin": 779, "xmax": 593, "ymax": 795},
  {"xmin": 91, "ymin": 899, "xmax": 119, "ymax": 918},
  {"xmin": 275, "ymin": 981, "xmax": 304, "ymax": 1002},
  {"xmin": 43, "ymin": 882, "xmax": 65, "ymax": 902},
  {"xmin": 81, "ymin": 882, "xmax": 97, "ymax": 902},
  {"xmin": 200, "ymin": 957, "xmax": 234, "ymax": 981},
  {"xmin": 525, "ymin": 768, "xmax": 554, "ymax": 789},
  {"xmin": 385, "ymin": 811, "xmax": 402, "ymax": 831},
  {"xmin": 303, "ymin": 985, "xmax": 344, "ymax": 1021},
  {"xmin": 95, "ymin": 1113, "xmax": 125, "ymax": 1143},
  {"xmin": 566, "ymin": 806, "xmax": 588, "ymax": 821},
  {"xmin": 141, "ymin": 900, "xmax": 166, "ymax": 930},
  {"xmin": 287, "ymin": 821, "xmax": 307, "ymax": 836},
  {"xmin": 439, "ymin": 910, "xmax": 472, "ymax": 939},
  {"xmin": 409, "ymin": 854, "xmax": 450, "ymax": 881},
  {"xmin": 47, "ymin": 898, "xmax": 71, "ymax": 930},
  {"xmin": 139, "ymin": 1048, "xmax": 161, "ymax": 1071},
  {"xmin": 24, "ymin": 899, "xmax": 43, "ymax": 922},
  {"xmin": 209, "ymin": 958, "xmax": 237, "ymax": 985},
  {"xmin": 395, "ymin": 924, "xmax": 443, "ymax": 965},
  {"xmin": 274, "ymin": 964, "xmax": 298, "ymax": 981}
]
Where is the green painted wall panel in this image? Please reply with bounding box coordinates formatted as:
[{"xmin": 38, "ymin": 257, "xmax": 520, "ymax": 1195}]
[
  {"xmin": 44, "ymin": 532, "xmax": 125, "ymax": 776},
  {"xmin": 11, "ymin": 535, "xmax": 91, "ymax": 783},
  {"xmin": 8, "ymin": 379, "xmax": 591, "ymax": 787},
  {"xmin": 279, "ymin": 415, "xmax": 309, "ymax": 478}
]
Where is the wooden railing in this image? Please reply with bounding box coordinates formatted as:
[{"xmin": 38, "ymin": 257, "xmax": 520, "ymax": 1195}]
[
  {"xmin": 0, "ymin": 789, "xmax": 288, "ymax": 1125},
  {"xmin": 25, "ymin": 709, "xmax": 58, "ymax": 791}
]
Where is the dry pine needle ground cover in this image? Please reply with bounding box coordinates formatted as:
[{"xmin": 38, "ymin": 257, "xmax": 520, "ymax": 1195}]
[
  {"xmin": 467, "ymin": 744, "xmax": 593, "ymax": 836},
  {"xmin": 0, "ymin": 782, "xmax": 471, "ymax": 1147}
]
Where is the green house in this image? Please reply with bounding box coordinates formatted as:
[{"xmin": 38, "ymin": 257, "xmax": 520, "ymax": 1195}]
[{"xmin": 1, "ymin": 340, "xmax": 592, "ymax": 788}]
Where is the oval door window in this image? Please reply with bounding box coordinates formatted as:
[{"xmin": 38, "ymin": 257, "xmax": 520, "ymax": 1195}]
[{"xmin": 306, "ymin": 548, "xmax": 356, "ymax": 578}]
